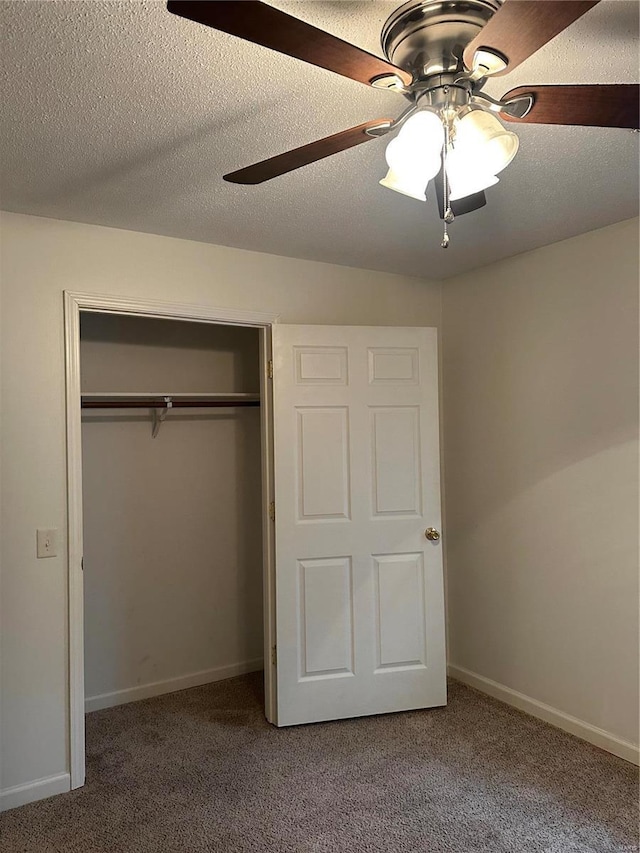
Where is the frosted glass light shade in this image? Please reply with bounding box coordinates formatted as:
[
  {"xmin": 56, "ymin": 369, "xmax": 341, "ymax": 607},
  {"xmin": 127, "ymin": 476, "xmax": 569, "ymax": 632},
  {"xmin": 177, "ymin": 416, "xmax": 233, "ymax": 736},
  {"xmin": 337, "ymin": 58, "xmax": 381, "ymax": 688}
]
[
  {"xmin": 446, "ymin": 146, "xmax": 499, "ymax": 200},
  {"xmin": 395, "ymin": 109, "xmax": 445, "ymax": 145},
  {"xmin": 454, "ymin": 109, "xmax": 519, "ymax": 175},
  {"xmin": 448, "ymin": 171, "xmax": 498, "ymax": 201},
  {"xmin": 384, "ymin": 110, "xmax": 444, "ymax": 178},
  {"xmin": 379, "ymin": 168, "xmax": 428, "ymax": 201},
  {"xmin": 384, "ymin": 138, "xmax": 442, "ymax": 185}
]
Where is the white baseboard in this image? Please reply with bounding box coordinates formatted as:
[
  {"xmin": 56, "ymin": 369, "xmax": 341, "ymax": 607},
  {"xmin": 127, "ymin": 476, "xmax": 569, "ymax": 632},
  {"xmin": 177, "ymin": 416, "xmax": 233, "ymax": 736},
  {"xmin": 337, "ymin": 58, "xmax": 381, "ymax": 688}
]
[
  {"xmin": 85, "ymin": 658, "xmax": 264, "ymax": 713},
  {"xmin": 1, "ymin": 773, "xmax": 71, "ymax": 813},
  {"xmin": 448, "ymin": 664, "xmax": 639, "ymax": 766}
]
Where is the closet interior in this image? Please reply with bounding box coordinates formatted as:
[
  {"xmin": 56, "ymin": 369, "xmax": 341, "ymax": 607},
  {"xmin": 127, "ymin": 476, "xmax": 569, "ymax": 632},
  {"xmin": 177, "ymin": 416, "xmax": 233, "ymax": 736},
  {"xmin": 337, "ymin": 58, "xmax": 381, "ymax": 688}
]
[{"xmin": 80, "ymin": 312, "xmax": 264, "ymax": 713}]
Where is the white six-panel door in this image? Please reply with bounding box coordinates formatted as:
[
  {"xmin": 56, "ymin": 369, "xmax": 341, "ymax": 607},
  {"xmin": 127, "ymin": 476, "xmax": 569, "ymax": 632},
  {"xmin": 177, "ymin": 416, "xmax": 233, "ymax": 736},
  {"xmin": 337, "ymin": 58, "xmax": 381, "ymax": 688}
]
[{"xmin": 272, "ymin": 326, "xmax": 446, "ymax": 726}]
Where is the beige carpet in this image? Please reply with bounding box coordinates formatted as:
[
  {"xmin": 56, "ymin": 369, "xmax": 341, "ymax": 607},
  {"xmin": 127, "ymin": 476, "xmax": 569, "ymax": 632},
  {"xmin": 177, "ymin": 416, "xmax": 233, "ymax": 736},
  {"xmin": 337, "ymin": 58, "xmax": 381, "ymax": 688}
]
[{"xmin": 2, "ymin": 673, "xmax": 638, "ymax": 852}]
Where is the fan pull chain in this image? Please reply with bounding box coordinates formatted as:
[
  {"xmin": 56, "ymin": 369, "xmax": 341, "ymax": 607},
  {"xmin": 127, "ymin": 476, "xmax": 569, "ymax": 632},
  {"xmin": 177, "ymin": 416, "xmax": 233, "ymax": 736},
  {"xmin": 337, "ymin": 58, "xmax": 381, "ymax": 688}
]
[
  {"xmin": 441, "ymin": 114, "xmax": 454, "ymax": 249},
  {"xmin": 441, "ymin": 208, "xmax": 450, "ymax": 249}
]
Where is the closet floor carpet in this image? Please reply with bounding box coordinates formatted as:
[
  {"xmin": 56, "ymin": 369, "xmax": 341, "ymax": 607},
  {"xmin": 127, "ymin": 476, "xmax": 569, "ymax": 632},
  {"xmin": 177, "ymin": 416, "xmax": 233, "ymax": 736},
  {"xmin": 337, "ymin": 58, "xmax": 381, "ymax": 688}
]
[{"xmin": 2, "ymin": 672, "xmax": 638, "ymax": 853}]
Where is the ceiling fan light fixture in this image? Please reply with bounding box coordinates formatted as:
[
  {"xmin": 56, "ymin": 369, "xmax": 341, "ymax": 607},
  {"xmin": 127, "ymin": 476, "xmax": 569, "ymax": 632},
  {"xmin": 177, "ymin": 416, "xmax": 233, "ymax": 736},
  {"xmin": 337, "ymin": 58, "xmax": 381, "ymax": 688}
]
[
  {"xmin": 370, "ymin": 73, "xmax": 407, "ymax": 92},
  {"xmin": 379, "ymin": 168, "xmax": 428, "ymax": 202},
  {"xmin": 398, "ymin": 109, "xmax": 445, "ymax": 142},
  {"xmin": 470, "ymin": 47, "xmax": 509, "ymax": 78},
  {"xmin": 381, "ymin": 111, "xmax": 443, "ymax": 200},
  {"xmin": 385, "ymin": 138, "xmax": 442, "ymax": 180},
  {"xmin": 448, "ymin": 171, "xmax": 499, "ymax": 201},
  {"xmin": 384, "ymin": 110, "xmax": 444, "ymax": 175},
  {"xmin": 446, "ymin": 145, "xmax": 499, "ymax": 200},
  {"xmin": 454, "ymin": 108, "xmax": 519, "ymax": 175}
]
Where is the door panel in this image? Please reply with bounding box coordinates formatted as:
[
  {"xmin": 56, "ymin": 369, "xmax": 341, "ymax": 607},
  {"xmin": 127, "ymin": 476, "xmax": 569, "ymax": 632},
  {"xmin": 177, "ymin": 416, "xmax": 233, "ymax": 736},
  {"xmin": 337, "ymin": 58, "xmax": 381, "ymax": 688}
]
[
  {"xmin": 374, "ymin": 552, "xmax": 427, "ymax": 671},
  {"xmin": 298, "ymin": 556, "xmax": 354, "ymax": 679},
  {"xmin": 370, "ymin": 406, "xmax": 422, "ymax": 516},
  {"xmin": 273, "ymin": 326, "xmax": 445, "ymax": 726},
  {"xmin": 295, "ymin": 346, "xmax": 348, "ymax": 385},
  {"xmin": 296, "ymin": 407, "xmax": 350, "ymax": 521}
]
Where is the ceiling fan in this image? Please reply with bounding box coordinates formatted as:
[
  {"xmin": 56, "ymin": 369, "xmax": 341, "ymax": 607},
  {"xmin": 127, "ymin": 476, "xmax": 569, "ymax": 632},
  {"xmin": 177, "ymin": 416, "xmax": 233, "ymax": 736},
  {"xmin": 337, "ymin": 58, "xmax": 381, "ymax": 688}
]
[{"xmin": 167, "ymin": 0, "xmax": 639, "ymax": 247}]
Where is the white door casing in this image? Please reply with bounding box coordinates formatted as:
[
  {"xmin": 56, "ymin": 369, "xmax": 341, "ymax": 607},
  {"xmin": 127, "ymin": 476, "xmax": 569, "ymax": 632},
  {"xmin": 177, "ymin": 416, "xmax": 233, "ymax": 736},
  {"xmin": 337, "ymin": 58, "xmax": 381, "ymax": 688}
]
[
  {"xmin": 64, "ymin": 292, "xmax": 279, "ymax": 789},
  {"xmin": 272, "ymin": 325, "xmax": 446, "ymax": 726}
]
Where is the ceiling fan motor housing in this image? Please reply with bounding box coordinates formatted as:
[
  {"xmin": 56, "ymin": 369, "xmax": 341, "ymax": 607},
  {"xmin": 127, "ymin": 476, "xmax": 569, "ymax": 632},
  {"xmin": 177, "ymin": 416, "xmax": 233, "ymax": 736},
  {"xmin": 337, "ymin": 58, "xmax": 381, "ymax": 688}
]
[{"xmin": 381, "ymin": 0, "xmax": 502, "ymax": 82}]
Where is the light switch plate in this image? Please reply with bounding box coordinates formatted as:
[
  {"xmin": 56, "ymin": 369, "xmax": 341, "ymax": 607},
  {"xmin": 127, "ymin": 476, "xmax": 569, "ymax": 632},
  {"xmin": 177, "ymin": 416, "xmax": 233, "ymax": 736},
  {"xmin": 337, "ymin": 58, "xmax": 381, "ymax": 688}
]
[{"xmin": 37, "ymin": 528, "xmax": 58, "ymax": 558}]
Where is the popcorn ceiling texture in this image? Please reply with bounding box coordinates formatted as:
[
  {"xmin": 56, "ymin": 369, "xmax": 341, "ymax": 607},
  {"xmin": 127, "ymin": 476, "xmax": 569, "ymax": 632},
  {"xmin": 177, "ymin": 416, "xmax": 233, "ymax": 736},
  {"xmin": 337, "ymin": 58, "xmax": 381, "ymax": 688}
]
[{"xmin": 0, "ymin": 0, "xmax": 638, "ymax": 278}]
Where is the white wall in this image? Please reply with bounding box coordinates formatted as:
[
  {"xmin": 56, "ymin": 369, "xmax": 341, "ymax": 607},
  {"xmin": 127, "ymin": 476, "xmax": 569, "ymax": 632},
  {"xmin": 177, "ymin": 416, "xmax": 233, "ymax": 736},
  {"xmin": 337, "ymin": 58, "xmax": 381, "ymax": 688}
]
[
  {"xmin": 81, "ymin": 314, "xmax": 263, "ymax": 708},
  {"xmin": 0, "ymin": 211, "xmax": 442, "ymax": 800},
  {"xmin": 442, "ymin": 218, "xmax": 639, "ymax": 750}
]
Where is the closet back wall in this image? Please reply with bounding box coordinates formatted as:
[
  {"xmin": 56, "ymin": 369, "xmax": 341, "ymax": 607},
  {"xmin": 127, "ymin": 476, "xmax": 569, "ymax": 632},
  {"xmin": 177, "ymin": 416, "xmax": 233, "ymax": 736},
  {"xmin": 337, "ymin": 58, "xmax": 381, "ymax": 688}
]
[{"xmin": 80, "ymin": 314, "xmax": 263, "ymax": 709}]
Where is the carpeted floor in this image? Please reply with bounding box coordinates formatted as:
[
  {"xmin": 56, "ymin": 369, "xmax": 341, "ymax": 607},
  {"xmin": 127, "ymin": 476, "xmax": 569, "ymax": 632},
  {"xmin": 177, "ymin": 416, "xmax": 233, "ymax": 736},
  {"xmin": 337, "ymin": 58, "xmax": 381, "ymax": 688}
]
[{"xmin": 2, "ymin": 673, "xmax": 638, "ymax": 853}]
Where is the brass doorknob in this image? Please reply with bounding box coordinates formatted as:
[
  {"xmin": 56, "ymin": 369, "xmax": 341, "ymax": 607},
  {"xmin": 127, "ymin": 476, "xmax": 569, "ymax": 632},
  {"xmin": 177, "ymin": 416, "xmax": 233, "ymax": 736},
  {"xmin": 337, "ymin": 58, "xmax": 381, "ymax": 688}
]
[{"xmin": 425, "ymin": 527, "xmax": 440, "ymax": 542}]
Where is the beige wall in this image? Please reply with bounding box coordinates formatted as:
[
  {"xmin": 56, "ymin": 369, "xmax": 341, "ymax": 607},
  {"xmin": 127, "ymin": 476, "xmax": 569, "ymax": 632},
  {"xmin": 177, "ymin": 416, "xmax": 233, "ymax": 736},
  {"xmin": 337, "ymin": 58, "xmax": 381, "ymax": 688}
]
[
  {"xmin": 2, "ymin": 208, "xmax": 637, "ymax": 805},
  {"xmin": 0, "ymin": 211, "xmax": 441, "ymax": 796},
  {"xmin": 81, "ymin": 314, "xmax": 263, "ymax": 706},
  {"xmin": 442, "ymin": 217, "xmax": 639, "ymax": 746}
]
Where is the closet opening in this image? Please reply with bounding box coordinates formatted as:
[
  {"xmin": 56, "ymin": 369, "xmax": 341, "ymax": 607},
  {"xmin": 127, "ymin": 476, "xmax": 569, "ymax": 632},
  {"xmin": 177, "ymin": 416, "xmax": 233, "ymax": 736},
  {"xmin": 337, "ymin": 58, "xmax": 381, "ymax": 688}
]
[{"xmin": 65, "ymin": 293, "xmax": 277, "ymax": 789}]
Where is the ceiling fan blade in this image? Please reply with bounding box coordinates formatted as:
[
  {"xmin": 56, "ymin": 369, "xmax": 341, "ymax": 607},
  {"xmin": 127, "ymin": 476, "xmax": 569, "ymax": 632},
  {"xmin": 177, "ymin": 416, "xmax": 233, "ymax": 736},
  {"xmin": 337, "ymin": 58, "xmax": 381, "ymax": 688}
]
[
  {"xmin": 224, "ymin": 120, "xmax": 391, "ymax": 184},
  {"xmin": 463, "ymin": 0, "xmax": 600, "ymax": 77},
  {"xmin": 501, "ymin": 84, "xmax": 640, "ymax": 128},
  {"xmin": 167, "ymin": 1, "xmax": 411, "ymax": 89},
  {"xmin": 433, "ymin": 168, "xmax": 487, "ymax": 219},
  {"xmin": 450, "ymin": 191, "xmax": 487, "ymax": 217}
]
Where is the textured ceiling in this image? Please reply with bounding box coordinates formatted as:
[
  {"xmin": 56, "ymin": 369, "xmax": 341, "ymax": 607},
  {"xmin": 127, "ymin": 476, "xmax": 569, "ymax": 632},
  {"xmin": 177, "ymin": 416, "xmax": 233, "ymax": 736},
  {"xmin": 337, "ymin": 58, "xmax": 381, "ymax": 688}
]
[{"xmin": 0, "ymin": 0, "xmax": 638, "ymax": 279}]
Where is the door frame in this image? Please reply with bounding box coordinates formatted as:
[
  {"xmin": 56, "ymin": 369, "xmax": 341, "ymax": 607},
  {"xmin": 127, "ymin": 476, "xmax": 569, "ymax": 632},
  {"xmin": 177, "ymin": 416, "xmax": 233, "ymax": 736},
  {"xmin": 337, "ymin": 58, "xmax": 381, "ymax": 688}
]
[{"xmin": 64, "ymin": 290, "xmax": 279, "ymax": 789}]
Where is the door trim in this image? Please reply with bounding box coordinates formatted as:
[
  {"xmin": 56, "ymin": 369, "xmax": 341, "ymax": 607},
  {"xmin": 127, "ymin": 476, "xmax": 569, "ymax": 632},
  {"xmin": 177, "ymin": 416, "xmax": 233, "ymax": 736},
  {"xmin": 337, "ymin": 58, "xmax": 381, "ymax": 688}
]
[{"xmin": 64, "ymin": 291, "xmax": 279, "ymax": 789}]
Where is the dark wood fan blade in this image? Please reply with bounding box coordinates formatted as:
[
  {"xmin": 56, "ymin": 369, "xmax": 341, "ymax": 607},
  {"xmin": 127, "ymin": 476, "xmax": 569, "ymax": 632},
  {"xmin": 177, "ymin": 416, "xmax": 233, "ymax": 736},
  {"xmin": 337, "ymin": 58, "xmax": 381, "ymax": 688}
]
[
  {"xmin": 434, "ymin": 168, "xmax": 487, "ymax": 219},
  {"xmin": 450, "ymin": 191, "xmax": 487, "ymax": 217},
  {"xmin": 224, "ymin": 120, "xmax": 391, "ymax": 184},
  {"xmin": 501, "ymin": 84, "xmax": 640, "ymax": 128},
  {"xmin": 463, "ymin": 0, "xmax": 600, "ymax": 77},
  {"xmin": 167, "ymin": 1, "xmax": 412, "ymax": 88}
]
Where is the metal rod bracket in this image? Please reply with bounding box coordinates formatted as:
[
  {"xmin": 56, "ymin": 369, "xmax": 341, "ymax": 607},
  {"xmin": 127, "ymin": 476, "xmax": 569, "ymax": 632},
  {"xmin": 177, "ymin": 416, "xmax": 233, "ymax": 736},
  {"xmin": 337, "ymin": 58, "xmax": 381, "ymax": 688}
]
[{"xmin": 151, "ymin": 396, "xmax": 172, "ymax": 439}]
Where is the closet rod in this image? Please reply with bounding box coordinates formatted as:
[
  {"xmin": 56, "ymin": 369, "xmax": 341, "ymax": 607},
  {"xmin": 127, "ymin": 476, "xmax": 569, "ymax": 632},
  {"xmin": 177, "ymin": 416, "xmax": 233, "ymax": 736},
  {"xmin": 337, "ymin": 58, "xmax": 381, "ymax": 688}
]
[{"xmin": 81, "ymin": 399, "xmax": 260, "ymax": 409}]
